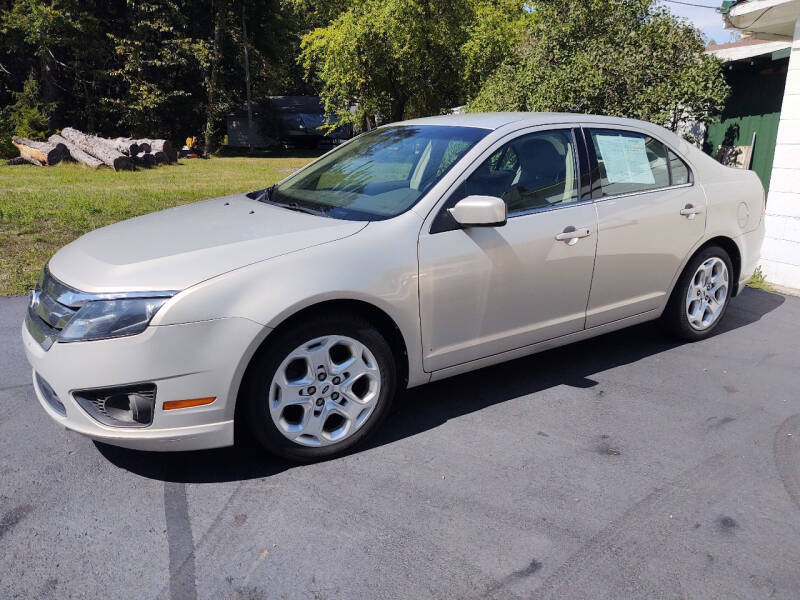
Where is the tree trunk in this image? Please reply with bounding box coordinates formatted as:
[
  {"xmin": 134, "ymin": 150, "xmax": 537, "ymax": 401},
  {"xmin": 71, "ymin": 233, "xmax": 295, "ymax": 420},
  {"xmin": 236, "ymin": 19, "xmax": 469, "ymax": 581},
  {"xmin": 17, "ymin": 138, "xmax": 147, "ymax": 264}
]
[
  {"xmin": 39, "ymin": 49, "xmax": 58, "ymax": 107},
  {"xmin": 60, "ymin": 127, "xmax": 135, "ymax": 171},
  {"xmin": 242, "ymin": 2, "xmax": 255, "ymax": 153},
  {"xmin": 11, "ymin": 136, "xmax": 70, "ymax": 165},
  {"xmin": 48, "ymin": 134, "xmax": 104, "ymax": 168},
  {"xmin": 205, "ymin": 0, "xmax": 224, "ymax": 154},
  {"xmin": 7, "ymin": 155, "xmax": 43, "ymax": 166},
  {"xmin": 125, "ymin": 139, "xmax": 152, "ymax": 153},
  {"xmin": 135, "ymin": 139, "xmax": 176, "ymax": 162},
  {"xmin": 109, "ymin": 137, "xmax": 140, "ymax": 156},
  {"xmin": 133, "ymin": 151, "xmax": 156, "ymax": 168},
  {"xmin": 391, "ymin": 96, "xmax": 407, "ymax": 123}
]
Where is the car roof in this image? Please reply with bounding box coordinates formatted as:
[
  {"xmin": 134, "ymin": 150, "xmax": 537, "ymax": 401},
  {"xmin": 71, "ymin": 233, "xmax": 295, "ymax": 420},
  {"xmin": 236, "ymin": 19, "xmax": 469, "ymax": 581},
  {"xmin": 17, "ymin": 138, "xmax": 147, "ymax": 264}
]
[
  {"xmin": 395, "ymin": 111, "xmax": 722, "ymax": 176},
  {"xmin": 398, "ymin": 112, "xmax": 664, "ymax": 132}
]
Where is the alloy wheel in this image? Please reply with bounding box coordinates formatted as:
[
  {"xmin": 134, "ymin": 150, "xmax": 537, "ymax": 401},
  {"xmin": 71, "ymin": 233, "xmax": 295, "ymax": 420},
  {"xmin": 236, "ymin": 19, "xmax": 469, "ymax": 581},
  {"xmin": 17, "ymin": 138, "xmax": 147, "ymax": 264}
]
[
  {"xmin": 685, "ymin": 256, "xmax": 729, "ymax": 331},
  {"xmin": 268, "ymin": 335, "xmax": 382, "ymax": 447}
]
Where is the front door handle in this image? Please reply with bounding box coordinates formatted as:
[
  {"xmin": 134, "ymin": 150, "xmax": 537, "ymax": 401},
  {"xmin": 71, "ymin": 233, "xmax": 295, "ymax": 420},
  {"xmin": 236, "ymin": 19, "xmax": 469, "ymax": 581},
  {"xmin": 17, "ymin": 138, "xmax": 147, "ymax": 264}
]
[
  {"xmin": 679, "ymin": 204, "xmax": 703, "ymax": 220},
  {"xmin": 555, "ymin": 226, "xmax": 592, "ymax": 246}
]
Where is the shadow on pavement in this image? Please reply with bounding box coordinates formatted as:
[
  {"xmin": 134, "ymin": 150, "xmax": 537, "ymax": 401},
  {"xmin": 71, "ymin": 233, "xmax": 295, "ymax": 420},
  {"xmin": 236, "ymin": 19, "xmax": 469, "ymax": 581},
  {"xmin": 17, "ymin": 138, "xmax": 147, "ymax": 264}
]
[{"xmin": 96, "ymin": 287, "xmax": 785, "ymax": 483}]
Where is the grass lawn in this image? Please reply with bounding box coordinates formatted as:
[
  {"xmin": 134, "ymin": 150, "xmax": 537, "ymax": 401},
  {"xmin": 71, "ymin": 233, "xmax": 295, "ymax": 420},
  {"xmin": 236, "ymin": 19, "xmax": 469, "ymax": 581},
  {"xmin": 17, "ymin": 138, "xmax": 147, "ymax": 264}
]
[{"xmin": 0, "ymin": 153, "xmax": 318, "ymax": 296}]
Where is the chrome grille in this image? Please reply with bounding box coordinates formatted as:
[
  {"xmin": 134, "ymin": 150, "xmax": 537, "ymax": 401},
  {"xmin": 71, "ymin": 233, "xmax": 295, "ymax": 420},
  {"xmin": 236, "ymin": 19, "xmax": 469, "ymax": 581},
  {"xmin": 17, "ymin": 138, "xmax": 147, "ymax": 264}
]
[{"xmin": 26, "ymin": 268, "xmax": 81, "ymax": 351}]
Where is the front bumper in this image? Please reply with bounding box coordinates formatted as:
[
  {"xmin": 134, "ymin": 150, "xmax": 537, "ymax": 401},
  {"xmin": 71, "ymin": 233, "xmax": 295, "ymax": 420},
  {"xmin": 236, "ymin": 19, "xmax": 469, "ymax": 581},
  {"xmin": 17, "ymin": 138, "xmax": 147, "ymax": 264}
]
[{"xmin": 22, "ymin": 316, "xmax": 267, "ymax": 451}]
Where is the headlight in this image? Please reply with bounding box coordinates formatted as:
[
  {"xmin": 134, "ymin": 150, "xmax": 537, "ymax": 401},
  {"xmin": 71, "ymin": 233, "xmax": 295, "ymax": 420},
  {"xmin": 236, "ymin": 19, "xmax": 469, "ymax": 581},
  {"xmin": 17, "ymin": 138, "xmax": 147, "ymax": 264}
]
[{"xmin": 59, "ymin": 297, "xmax": 170, "ymax": 342}]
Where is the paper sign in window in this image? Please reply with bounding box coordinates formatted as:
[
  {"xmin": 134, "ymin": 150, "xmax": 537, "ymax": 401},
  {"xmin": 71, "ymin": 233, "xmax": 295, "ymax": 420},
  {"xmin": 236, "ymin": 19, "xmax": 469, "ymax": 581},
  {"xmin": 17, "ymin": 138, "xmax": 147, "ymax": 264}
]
[{"xmin": 595, "ymin": 134, "xmax": 655, "ymax": 185}]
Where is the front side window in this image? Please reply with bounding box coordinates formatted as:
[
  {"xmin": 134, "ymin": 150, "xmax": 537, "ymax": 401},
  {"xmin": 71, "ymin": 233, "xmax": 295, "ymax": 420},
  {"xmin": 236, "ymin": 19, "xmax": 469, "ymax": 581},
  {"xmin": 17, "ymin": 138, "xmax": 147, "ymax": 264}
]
[
  {"xmin": 588, "ymin": 129, "xmax": 670, "ymax": 196},
  {"xmin": 460, "ymin": 129, "xmax": 579, "ymax": 215},
  {"xmin": 272, "ymin": 125, "xmax": 488, "ymax": 220}
]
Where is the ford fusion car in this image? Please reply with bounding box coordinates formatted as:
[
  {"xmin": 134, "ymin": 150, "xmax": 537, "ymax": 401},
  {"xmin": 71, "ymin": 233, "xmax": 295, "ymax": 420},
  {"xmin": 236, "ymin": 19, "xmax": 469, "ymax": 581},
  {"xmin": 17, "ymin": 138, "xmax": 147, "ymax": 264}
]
[{"xmin": 22, "ymin": 113, "xmax": 765, "ymax": 461}]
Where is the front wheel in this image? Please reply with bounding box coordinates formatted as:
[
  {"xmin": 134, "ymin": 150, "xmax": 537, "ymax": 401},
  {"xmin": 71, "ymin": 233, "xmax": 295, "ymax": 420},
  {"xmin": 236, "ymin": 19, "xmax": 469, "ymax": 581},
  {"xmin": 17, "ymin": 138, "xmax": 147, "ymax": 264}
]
[
  {"xmin": 241, "ymin": 314, "xmax": 397, "ymax": 461},
  {"xmin": 661, "ymin": 245, "xmax": 733, "ymax": 341}
]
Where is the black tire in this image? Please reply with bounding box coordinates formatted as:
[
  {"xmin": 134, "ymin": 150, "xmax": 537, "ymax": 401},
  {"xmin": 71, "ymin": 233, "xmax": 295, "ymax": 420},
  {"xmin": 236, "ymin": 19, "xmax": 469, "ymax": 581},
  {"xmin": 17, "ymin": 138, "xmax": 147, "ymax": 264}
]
[
  {"xmin": 240, "ymin": 314, "xmax": 397, "ymax": 462},
  {"xmin": 660, "ymin": 245, "xmax": 734, "ymax": 341}
]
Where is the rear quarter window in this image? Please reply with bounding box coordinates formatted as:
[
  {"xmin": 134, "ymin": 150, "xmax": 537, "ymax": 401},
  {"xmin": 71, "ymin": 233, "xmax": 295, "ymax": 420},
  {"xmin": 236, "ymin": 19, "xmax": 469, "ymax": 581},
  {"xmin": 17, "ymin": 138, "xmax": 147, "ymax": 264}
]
[{"xmin": 668, "ymin": 149, "xmax": 691, "ymax": 185}]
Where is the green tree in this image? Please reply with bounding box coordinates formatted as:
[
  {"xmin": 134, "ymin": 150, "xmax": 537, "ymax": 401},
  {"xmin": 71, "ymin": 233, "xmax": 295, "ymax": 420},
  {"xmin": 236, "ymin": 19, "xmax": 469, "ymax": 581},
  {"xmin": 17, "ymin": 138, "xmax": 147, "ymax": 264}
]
[
  {"xmin": 461, "ymin": 0, "xmax": 528, "ymax": 99},
  {"xmin": 300, "ymin": 0, "xmax": 474, "ymax": 128},
  {"xmin": 1, "ymin": 0, "xmax": 122, "ymax": 135},
  {"xmin": 106, "ymin": 0, "xmax": 208, "ymax": 138},
  {"xmin": 200, "ymin": 0, "xmax": 314, "ymax": 152},
  {"xmin": 468, "ymin": 0, "xmax": 730, "ymax": 131},
  {"xmin": 203, "ymin": 0, "xmax": 228, "ymax": 153},
  {"xmin": 0, "ymin": 71, "xmax": 53, "ymax": 157},
  {"xmin": 0, "ymin": 0, "xmax": 79, "ymax": 104},
  {"xmin": 284, "ymin": 0, "xmax": 353, "ymax": 29},
  {"xmin": 0, "ymin": 0, "xmax": 314, "ymax": 148}
]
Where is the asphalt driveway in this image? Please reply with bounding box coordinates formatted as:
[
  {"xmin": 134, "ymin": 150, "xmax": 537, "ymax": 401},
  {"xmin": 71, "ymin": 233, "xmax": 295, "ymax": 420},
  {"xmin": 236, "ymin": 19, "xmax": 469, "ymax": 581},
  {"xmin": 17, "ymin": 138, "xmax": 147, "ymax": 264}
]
[{"xmin": 1, "ymin": 288, "xmax": 799, "ymax": 599}]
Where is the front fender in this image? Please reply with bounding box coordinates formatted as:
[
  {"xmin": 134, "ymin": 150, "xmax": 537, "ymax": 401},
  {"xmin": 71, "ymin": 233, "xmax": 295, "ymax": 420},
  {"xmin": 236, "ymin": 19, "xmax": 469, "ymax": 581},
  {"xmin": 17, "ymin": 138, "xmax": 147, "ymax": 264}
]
[{"xmin": 155, "ymin": 212, "xmax": 428, "ymax": 387}]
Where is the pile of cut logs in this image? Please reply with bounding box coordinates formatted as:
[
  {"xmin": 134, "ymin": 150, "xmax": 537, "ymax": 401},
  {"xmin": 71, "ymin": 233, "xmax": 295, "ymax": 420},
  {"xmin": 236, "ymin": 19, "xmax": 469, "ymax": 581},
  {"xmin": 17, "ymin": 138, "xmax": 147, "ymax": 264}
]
[{"xmin": 8, "ymin": 127, "xmax": 177, "ymax": 171}]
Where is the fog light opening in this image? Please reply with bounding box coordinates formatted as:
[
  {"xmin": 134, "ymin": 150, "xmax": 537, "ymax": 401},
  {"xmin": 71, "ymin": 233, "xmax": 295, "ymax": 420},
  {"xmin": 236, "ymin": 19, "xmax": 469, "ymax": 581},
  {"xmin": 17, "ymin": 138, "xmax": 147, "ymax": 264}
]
[
  {"xmin": 103, "ymin": 393, "xmax": 154, "ymax": 425},
  {"xmin": 73, "ymin": 383, "xmax": 156, "ymax": 428},
  {"xmin": 129, "ymin": 393, "xmax": 154, "ymax": 425},
  {"xmin": 103, "ymin": 394, "xmax": 132, "ymax": 422}
]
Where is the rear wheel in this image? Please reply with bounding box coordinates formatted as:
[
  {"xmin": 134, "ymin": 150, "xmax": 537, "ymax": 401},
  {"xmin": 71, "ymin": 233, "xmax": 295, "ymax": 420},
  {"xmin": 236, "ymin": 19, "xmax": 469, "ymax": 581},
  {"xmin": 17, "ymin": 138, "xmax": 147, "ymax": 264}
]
[
  {"xmin": 241, "ymin": 314, "xmax": 397, "ymax": 461},
  {"xmin": 661, "ymin": 245, "xmax": 733, "ymax": 341}
]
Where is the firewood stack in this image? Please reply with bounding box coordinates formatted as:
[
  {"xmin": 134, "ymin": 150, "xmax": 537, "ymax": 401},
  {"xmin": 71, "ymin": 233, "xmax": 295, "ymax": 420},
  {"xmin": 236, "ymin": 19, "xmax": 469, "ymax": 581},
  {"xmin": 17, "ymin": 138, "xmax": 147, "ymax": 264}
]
[{"xmin": 6, "ymin": 128, "xmax": 177, "ymax": 170}]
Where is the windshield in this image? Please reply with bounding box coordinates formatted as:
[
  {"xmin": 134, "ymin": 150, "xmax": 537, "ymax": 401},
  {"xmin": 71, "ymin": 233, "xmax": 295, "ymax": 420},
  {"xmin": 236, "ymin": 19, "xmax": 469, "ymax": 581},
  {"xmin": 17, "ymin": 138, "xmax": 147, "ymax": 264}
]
[{"xmin": 272, "ymin": 125, "xmax": 488, "ymax": 220}]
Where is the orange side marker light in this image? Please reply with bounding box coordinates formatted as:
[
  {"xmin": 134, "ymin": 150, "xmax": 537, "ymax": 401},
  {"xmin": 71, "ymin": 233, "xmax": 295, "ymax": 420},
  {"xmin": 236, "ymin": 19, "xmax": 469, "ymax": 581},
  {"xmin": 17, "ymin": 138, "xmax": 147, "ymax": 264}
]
[{"xmin": 163, "ymin": 397, "xmax": 216, "ymax": 410}]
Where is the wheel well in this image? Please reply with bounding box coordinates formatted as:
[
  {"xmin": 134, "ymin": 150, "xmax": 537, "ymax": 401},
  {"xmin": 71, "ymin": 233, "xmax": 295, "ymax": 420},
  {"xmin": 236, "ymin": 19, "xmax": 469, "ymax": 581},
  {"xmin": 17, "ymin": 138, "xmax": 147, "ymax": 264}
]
[
  {"xmin": 697, "ymin": 236, "xmax": 742, "ymax": 295},
  {"xmin": 251, "ymin": 299, "xmax": 410, "ymax": 390}
]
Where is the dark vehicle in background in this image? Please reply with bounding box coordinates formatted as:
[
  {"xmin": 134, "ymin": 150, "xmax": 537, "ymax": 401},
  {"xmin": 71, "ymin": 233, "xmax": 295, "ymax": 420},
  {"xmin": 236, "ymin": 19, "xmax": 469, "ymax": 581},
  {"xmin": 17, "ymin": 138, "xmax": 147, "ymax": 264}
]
[{"xmin": 226, "ymin": 96, "xmax": 352, "ymax": 150}]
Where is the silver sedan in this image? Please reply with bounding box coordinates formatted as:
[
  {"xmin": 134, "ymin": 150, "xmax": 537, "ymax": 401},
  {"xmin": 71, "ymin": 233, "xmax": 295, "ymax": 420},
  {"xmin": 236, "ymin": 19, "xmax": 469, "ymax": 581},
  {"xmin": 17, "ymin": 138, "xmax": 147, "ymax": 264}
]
[{"xmin": 22, "ymin": 113, "xmax": 765, "ymax": 460}]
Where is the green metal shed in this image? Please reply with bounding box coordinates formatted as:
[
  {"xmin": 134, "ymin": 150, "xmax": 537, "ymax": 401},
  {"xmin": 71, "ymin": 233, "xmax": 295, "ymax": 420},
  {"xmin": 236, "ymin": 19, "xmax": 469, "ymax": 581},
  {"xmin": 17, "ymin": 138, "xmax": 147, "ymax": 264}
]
[{"xmin": 704, "ymin": 41, "xmax": 790, "ymax": 193}]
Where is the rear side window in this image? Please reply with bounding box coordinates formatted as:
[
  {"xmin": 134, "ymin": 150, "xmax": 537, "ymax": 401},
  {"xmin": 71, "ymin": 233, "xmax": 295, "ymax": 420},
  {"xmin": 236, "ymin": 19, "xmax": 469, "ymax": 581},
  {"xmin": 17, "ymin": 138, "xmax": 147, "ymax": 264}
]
[
  {"xmin": 668, "ymin": 149, "xmax": 691, "ymax": 185},
  {"xmin": 588, "ymin": 129, "xmax": 669, "ymax": 196}
]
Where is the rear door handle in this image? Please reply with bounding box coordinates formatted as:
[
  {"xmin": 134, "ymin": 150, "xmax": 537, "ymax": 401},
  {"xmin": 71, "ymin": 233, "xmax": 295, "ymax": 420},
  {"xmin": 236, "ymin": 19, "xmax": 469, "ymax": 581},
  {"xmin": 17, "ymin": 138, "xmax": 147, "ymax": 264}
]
[
  {"xmin": 555, "ymin": 226, "xmax": 591, "ymax": 246},
  {"xmin": 679, "ymin": 204, "xmax": 703, "ymax": 220}
]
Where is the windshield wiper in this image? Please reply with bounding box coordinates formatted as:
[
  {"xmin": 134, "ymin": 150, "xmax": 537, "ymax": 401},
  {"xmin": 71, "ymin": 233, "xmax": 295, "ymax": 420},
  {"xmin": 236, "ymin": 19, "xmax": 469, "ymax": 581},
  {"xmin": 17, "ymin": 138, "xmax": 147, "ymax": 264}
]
[
  {"xmin": 270, "ymin": 199, "xmax": 329, "ymax": 217},
  {"xmin": 254, "ymin": 185, "xmax": 329, "ymax": 217}
]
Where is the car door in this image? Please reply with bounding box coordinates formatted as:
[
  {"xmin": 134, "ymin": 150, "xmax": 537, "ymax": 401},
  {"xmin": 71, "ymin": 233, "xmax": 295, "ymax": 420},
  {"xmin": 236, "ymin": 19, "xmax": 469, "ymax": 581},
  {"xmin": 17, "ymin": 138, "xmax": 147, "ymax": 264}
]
[
  {"xmin": 418, "ymin": 127, "xmax": 598, "ymax": 372},
  {"xmin": 583, "ymin": 126, "xmax": 706, "ymax": 327}
]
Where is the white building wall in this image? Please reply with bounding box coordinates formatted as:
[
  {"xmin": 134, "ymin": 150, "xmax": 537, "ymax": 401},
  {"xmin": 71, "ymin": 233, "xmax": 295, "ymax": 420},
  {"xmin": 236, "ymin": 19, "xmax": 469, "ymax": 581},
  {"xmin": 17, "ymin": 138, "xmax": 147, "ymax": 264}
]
[{"xmin": 762, "ymin": 18, "xmax": 800, "ymax": 288}]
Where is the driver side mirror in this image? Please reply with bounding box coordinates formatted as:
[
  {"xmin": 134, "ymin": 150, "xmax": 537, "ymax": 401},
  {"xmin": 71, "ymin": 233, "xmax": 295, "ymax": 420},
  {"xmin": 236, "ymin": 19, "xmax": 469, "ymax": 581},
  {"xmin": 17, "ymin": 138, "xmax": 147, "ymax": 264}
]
[{"xmin": 448, "ymin": 195, "xmax": 507, "ymax": 228}]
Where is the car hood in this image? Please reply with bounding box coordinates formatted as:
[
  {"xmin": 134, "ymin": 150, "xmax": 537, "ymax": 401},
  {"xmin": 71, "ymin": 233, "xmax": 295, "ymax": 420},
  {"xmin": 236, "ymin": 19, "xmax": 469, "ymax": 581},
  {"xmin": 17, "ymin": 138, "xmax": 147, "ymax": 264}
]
[{"xmin": 48, "ymin": 193, "xmax": 367, "ymax": 292}]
